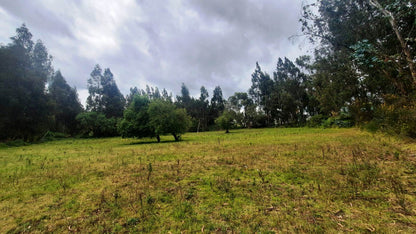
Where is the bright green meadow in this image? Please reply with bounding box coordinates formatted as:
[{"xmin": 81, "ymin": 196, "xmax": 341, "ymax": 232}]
[{"xmin": 1, "ymin": 128, "xmax": 416, "ymax": 232}]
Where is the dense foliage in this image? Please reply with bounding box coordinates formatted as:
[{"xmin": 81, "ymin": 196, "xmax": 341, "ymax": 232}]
[
  {"xmin": 300, "ymin": 0, "xmax": 416, "ymax": 135},
  {"xmin": 148, "ymin": 100, "xmax": 191, "ymax": 141},
  {"xmin": 119, "ymin": 95, "xmax": 191, "ymax": 142},
  {"xmin": 86, "ymin": 65, "xmax": 125, "ymax": 118},
  {"xmin": 118, "ymin": 95, "xmax": 154, "ymax": 139},
  {"xmin": 49, "ymin": 71, "xmax": 83, "ymax": 135},
  {"xmin": 215, "ymin": 110, "xmax": 235, "ymax": 133},
  {"xmin": 2, "ymin": 2, "xmax": 416, "ymax": 142},
  {"xmin": 0, "ymin": 24, "xmax": 77, "ymax": 141},
  {"xmin": 76, "ymin": 112, "xmax": 119, "ymax": 138}
]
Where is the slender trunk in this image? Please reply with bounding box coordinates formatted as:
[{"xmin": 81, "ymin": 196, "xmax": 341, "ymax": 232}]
[
  {"xmin": 156, "ymin": 135, "xmax": 160, "ymax": 143},
  {"xmin": 226, "ymin": 129, "xmax": 229, "ymax": 133},
  {"xmin": 369, "ymin": 0, "xmax": 416, "ymax": 84}
]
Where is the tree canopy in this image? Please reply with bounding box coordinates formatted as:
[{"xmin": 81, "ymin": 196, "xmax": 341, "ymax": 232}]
[
  {"xmin": 119, "ymin": 95, "xmax": 191, "ymax": 142},
  {"xmin": 0, "ymin": 24, "xmax": 53, "ymax": 141},
  {"xmin": 49, "ymin": 71, "xmax": 83, "ymax": 134}
]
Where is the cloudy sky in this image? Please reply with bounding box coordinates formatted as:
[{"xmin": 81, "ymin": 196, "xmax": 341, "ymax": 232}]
[{"xmin": 0, "ymin": 0, "xmax": 311, "ymax": 104}]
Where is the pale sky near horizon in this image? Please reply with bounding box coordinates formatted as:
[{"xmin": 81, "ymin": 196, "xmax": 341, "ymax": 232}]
[{"xmin": 0, "ymin": 0, "xmax": 312, "ymax": 105}]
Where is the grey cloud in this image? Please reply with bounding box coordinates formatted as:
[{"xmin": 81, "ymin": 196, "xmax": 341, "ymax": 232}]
[
  {"xmin": 0, "ymin": 0, "xmax": 74, "ymax": 38},
  {"xmin": 0, "ymin": 0, "xmax": 307, "ymax": 102}
]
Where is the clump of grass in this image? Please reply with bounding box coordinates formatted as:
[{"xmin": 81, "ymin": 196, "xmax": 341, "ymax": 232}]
[
  {"xmin": 389, "ymin": 175, "xmax": 411, "ymax": 214},
  {"xmin": 147, "ymin": 163, "xmax": 152, "ymax": 181}
]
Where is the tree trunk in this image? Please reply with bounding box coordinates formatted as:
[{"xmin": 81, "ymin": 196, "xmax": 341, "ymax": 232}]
[
  {"xmin": 156, "ymin": 135, "xmax": 160, "ymax": 143},
  {"xmin": 173, "ymin": 134, "xmax": 179, "ymax": 141},
  {"xmin": 369, "ymin": 0, "xmax": 416, "ymax": 84},
  {"xmin": 226, "ymin": 129, "xmax": 229, "ymax": 133}
]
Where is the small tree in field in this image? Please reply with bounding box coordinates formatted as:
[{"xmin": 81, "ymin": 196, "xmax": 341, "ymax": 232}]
[
  {"xmin": 119, "ymin": 96, "xmax": 191, "ymax": 142},
  {"xmin": 148, "ymin": 100, "xmax": 191, "ymax": 141},
  {"xmin": 216, "ymin": 110, "xmax": 235, "ymax": 133},
  {"xmin": 118, "ymin": 95, "xmax": 155, "ymax": 139}
]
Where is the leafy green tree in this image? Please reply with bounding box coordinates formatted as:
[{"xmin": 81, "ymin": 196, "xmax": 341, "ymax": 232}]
[
  {"xmin": 82, "ymin": 66, "xmax": 125, "ymax": 137},
  {"xmin": 228, "ymin": 92, "xmax": 256, "ymax": 127},
  {"xmin": 199, "ymin": 86, "xmax": 209, "ymax": 103},
  {"xmin": 272, "ymin": 57, "xmax": 309, "ymax": 125},
  {"xmin": 368, "ymin": 0, "xmax": 416, "ymax": 83},
  {"xmin": 148, "ymin": 100, "xmax": 191, "ymax": 141},
  {"xmin": 101, "ymin": 68, "xmax": 126, "ymax": 118},
  {"xmin": 153, "ymin": 87, "xmax": 161, "ymax": 99},
  {"xmin": 86, "ymin": 65, "xmax": 125, "ymax": 118},
  {"xmin": 0, "ymin": 24, "xmax": 53, "ymax": 141},
  {"xmin": 118, "ymin": 95, "xmax": 155, "ymax": 139},
  {"xmin": 49, "ymin": 71, "xmax": 82, "ymax": 134},
  {"xmin": 248, "ymin": 62, "xmax": 274, "ymax": 125},
  {"xmin": 301, "ymin": 0, "xmax": 416, "ymax": 125},
  {"xmin": 76, "ymin": 112, "xmax": 118, "ymax": 137},
  {"xmin": 296, "ymin": 56, "xmax": 320, "ymax": 117},
  {"xmin": 312, "ymin": 52, "xmax": 359, "ymax": 116},
  {"xmin": 161, "ymin": 88, "xmax": 172, "ymax": 102},
  {"xmin": 33, "ymin": 40, "xmax": 53, "ymax": 80},
  {"xmin": 215, "ymin": 110, "xmax": 235, "ymax": 133},
  {"xmin": 120, "ymin": 96, "xmax": 191, "ymax": 142},
  {"xmin": 211, "ymin": 86, "xmax": 225, "ymax": 113},
  {"xmin": 176, "ymin": 83, "xmax": 192, "ymax": 107},
  {"xmin": 176, "ymin": 83, "xmax": 213, "ymax": 132},
  {"xmin": 196, "ymin": 86, "xmax": 210, "ymax": 131},
  {"xmin": 10, "ymin": 24, "xmax": 34, "ymax": 52},
  {"xmin": 126, "ymin": 86, "xmax": 141, "ymax": 105},
  {"xmin": 209, "ymin": 86, "xmax": 225, "ymax": 125},
  {"xmin": 86, "ymin": 64, "xmax": 103, "ymax": 112},
  {"xmin": 128, "ymin": 85, "xmax": 169, "ymax": 102},
  {"xmin": 145, "ymin": 85, "xmax": 152, "ymax": 98},
  {"xmin": 142, "ymin": 85, "xmax": 162, "ymax": 100}
]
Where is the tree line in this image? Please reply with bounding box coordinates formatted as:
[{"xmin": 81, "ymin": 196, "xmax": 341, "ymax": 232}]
[
  {"xmin": 300, "ymin": 0, "xmax": 416, "ymax": 136},
  {"xmin": 1, "ymin": 0, "xmax": 415, "ymax": 142},
  {"xmin": 0, "ymin": 24, "xmax": 230, "ymax": 142}
]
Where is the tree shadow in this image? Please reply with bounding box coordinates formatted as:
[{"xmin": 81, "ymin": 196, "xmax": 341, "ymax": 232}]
[
  {"xmin": 220, "ymin": 130, "xmax": 241, "ymax": 135},
  {"xmin": 127, "ymin": 138, "xmax": 190, "ymax": 145}
]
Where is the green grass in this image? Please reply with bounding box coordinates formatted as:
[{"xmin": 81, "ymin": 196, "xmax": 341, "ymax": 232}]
[{"xmin": 1, "ymin": 128, "xmax": 416, "ymax": 232}]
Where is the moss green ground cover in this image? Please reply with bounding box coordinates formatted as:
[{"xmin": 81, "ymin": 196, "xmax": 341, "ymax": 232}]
[{"xmin": 1, "ymin": 128, "xmax": 416, "ymax": 232}]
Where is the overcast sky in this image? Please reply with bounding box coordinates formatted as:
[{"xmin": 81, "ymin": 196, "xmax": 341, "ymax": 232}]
[{"xmin": 0, "ymin": 0, "xmax": 311, "ymax": 105}]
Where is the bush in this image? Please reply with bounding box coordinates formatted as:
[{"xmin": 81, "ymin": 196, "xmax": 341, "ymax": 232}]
[
  {"xmin": 307, "ymin": 114, "xmax": 326, "ymax": 127},
  {"xmin": 1, "ymin": 139, "xmax": 28, "ymax": 147},
  {"xmin": 41, "ymin": 131, "xmax": 70, "ymax": 142},
  {"xmin": 76, "ymin": 112, "xmax": 119, "ymax": 137},
  {"xmin": 367, "ymin": 95, "xmax": 416, "ymax": 137},
  {"xmin": 251, "ymin": 113, "xmax": 268, "ymax": 128},
  {"xmin": 322, "ymin": 117, "xmax": 353, "ymax": 128},
  {"xmin": 307, "ymin": 113, "xmax": 353, "ymax": 128}
]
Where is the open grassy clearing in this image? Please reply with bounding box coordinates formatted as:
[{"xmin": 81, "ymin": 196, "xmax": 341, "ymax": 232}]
[{"xmin": 1, "ymin": 128, "xmax": 416, "ymax": 232}]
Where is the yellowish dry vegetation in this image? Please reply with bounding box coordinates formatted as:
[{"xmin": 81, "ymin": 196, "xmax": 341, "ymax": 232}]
[{"xmin": 0, "ymin": 128, "xmax": 416, "ymax": 232}]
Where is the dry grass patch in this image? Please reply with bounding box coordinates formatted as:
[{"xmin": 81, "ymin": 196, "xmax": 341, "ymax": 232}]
[{"xmin": 0, "ymin": 128, "xmax": 415, "ymax": 232}]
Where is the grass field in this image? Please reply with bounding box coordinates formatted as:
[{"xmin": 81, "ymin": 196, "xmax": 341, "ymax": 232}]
[{"xmin": 1, "ymin": 128, "xmax": 416, "ymax": 233}]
